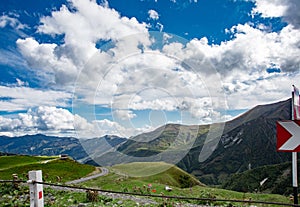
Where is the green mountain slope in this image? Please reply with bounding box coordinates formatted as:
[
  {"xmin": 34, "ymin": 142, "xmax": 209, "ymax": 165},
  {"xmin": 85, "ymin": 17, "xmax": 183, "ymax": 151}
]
[
  {"xmin": 96, "ymin": 99, "xmax": 291, "ymax": 186},
  {"xmin": 110, "ymin": 162, "xmax": 202, "ymax": 188},
  {"xmin": 222, "ymin": 161, "xmax": 293, "ymax": 195},
  {"xmin": 178, "ymin": 99, "xmax": 291, "ymax": 185}
]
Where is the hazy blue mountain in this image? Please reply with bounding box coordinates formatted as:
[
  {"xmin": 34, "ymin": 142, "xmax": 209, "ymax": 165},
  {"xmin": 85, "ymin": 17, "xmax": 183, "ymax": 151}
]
[{"xmin": 0, "ymin": 134, "xmax": 126, "ymax": 162}]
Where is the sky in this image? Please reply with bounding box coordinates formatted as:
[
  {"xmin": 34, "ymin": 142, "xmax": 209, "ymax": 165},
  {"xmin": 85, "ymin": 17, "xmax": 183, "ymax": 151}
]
[{"xmin": 0, "ymin": 0, "xmax": 299, "ymax": 138}]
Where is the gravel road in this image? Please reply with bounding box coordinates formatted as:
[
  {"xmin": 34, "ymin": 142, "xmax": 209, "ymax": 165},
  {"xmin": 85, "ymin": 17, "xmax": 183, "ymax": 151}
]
[
  {"xmin": 65, "ymin": 167, "xmax": 109, "ymax": 185},
  {"xmin": 47, "ymin": 167, "xmax": 208, "ymax": 206}
]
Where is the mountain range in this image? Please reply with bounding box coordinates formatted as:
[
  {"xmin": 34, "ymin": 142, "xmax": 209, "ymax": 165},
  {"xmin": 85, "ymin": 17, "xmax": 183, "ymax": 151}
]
[
  {"xmin": 0, "ymin": 134, "xmax": 126, "ymax": 163},
  {"xmin": 0, "ymin": 98, "xmax": 293, "ymax": 186}
]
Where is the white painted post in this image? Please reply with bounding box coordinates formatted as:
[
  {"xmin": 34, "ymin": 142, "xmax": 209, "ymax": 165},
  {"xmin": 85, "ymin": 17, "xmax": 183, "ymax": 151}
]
[
  {"xmin": 292, "ymin": 90, "xmax": 298, "ymax": 204},
  {"xmin": 28, "ymin": 170, "xmax": 44, "ymax": 207}
]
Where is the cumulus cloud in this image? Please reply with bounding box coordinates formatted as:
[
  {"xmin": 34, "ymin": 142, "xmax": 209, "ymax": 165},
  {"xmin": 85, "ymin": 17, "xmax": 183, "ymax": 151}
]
[
  {"xmin": 148, "ymin": 9, "xmax": 159, "ymax": 20},
  {"xmin": 0, "ymin": 107, "xmax": 145, "ymax": 138},
  {"xmin": 160, "ymin": 21, "xmax": 300, "ymax": 109},
  {"xmin": 17, "ymin": 0, "xmax": 150, "ymax": 87},
  {"xmin": 0, "ymin": 106, "xmax": 74, "ymax": 132},
  {"xmin": 10, "ymin": 0, "xmax": 300, "ymax": 137},
  {"xmin": 15, "ymin": 0, "xmax": 225, "ymax": 123},
  {"xmin": 16, "ymin": 37, "xmax": 78, "ymax": 86},
  {"xmin": 252, "ymin": 0, "xmax": 300, "ymax": 28}
]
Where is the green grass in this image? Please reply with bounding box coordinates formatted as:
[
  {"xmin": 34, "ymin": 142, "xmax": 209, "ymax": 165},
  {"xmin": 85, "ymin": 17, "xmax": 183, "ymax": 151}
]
[
  {"xmin": 0, "ymin": 156, "xmax": 293, "ymax": 206},
  {"xmin": 0, "ymin": 183, "xmax": 139, "ymax": 207},
  {"xmin": 108, "ymin": 162, "xmax": 201, "ymax": 187},
  {"xmin": 0, "ymin": 156, "xmax": 95, "ymax": 182},
  {"xmin": 82, "ymin": 162, "xmax": 292, "ymax": 206},
  {"xmin": 112, "ymin": 162, "xmax": 181, "ymax": 177},
  {"xmin": 0, "ymin": 155, "xmax": 57, "ymax": 170}
]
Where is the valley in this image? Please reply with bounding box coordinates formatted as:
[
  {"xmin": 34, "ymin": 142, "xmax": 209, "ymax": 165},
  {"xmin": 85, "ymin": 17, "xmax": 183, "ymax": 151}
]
[{"xmin": 0, "ymin": 98, "xmax": 297, "ymax": 205}]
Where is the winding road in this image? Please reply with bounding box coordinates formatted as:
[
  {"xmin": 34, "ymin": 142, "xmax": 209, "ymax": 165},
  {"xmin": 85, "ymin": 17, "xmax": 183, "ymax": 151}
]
[
  {"xmin": 65, "ymin": 167, "xmax": 109, "ymax": 185},
  {"xmin": 48, "ymin": 167, "xmax": 205, "ymax": 206}
]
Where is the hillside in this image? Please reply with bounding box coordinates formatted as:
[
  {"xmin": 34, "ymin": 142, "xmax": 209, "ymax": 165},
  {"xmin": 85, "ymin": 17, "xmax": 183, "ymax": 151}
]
[
  {"xmin": 93, "ymin": 99, "xmax": 292, "ymax": 186},
  {"xmin": 178, "ymin": 99, "xmax": 291, "ymax": 185},
  {"xmin": 109, "ymin": 162, "xmax": 202, "ymax": 188},
  {"xmin": 0, "ymin": 155, "xmax": 95, "ymax": 182},
  {"xmin": 222, "ymin": 161, "xmax": 293, "ymax": 195},
  {"xmin": 81, "ymin": 161, "xmax": 291, "ymax": 206}
]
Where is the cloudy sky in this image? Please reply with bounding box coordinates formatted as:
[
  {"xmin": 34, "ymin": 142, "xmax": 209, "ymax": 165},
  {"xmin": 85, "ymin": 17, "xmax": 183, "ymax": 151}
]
[{"xmin": 0, "ymin": 0, "xmax": 299, "ymax": 138}]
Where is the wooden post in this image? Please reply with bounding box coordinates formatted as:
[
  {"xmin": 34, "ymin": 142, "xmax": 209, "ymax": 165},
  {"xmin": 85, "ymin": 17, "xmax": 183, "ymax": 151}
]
[{"xmin": 28, "ymin": 170, "xmax": 44, "ymax": 207}]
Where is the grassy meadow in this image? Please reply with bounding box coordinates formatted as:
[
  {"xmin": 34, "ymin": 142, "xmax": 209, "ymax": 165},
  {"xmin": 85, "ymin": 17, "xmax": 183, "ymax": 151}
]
[
  {"xmin": 0, "ymin": 155, "xmax": 294, "ymax": 206},
  {"xmin": 0, "ymin": 155, "xmax": 95, "ymax": 182},
  {"xmin": 82, "ymin": 162, "xmax": 292, "ymax": 206}
]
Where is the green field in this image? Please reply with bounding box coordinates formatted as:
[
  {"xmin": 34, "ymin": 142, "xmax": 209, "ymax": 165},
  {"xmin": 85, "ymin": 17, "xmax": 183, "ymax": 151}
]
[
  {"xmin": 0, "ymin": 155, "xmax": 95, "ymax": 182},
  {"xmin": 83, "ymin": 162, "xmax": 201, "ymax": 190},
  {"xmin": 0, "ymin": 155, "xmax": 293, "ymax": 206},
  {"xmin": 0, "ymin": 155, "xmax": 57, "ymax": 170},
  {"xmin": 82, "ymin": 162, "xmax": 292, "ymax": 206}
]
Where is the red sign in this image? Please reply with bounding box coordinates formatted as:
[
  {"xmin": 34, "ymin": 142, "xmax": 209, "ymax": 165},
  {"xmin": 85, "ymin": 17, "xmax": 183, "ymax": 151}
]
[
  {"xmin": 277, "ymin": 120, "xmax": 300, "ymax": 152},
  {"xmin": 39, "ymin": 191, "xmax": 43, "ymax": 199}
]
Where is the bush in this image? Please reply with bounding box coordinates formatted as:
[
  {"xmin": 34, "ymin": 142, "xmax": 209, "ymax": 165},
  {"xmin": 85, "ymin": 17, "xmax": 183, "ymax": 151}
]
[{"xmin": 86, "ymin": 190, "xmax": 98, "ymax": 202}]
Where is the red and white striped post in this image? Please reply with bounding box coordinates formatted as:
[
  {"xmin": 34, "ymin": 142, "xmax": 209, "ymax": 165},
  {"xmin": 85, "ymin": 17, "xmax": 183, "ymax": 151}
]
[{"xmin": 28, "ymin": 170, "xmax": 44, "ymax": 207}]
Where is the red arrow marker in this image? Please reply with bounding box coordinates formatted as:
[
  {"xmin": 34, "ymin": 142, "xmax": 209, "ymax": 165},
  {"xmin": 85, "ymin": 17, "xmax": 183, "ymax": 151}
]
[{"xmin": 277, "ymin": 120, "xmax": 300, "ymax": 152}]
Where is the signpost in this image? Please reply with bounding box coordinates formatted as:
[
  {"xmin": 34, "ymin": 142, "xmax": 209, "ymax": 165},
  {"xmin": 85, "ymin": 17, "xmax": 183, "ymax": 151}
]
[
  {"xmin": 28, "ymin": 170, "xmax": 44, "ymax": 207},
  {"xmin": 277, "ymin": 86, "xmax": 300, "ymax": 204},
  {"xmin": 277, "ymin": 120, "xmax": 300, "ymax": 204}
]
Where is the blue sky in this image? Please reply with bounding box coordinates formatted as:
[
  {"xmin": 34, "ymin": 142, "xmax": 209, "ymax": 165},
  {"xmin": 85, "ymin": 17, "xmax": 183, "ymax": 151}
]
[{"xmin": 0, "ymin": 0, "xmax": 299, "ymax": 138}]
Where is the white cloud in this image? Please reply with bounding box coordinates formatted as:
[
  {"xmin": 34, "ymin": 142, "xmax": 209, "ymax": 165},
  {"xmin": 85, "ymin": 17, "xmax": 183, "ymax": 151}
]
[
  {"xmin": 156, "ymin": 22, "xmax": 164, "ymax": 32},
  {"xmin": 72, "ymin": 17, "xmax": 300, "ymax": 123},
  {"xmin": 17, "ymin": 0, "xmax": 150, "ymax": 87},
  {"xmin": 0, "ymin": 15, "xmax": 27, "ymax": 30},
  {"xmin": 251, "ymin": 0, "xmax": 287, "ymax": 18},
  {"xmin": 0, "ymin": 85, "xmax": 72, "ymax": 111},
  {"xmin": 0, "ymin": 106, "xmax": 153, "ymax": 138},
  {"xmin": 16, "ymin": 37, "xmax": 79, "ymax": 86},
  {"xmin": 160, "ymin": 19, "xmax": 300, "ymax": 110},
  {"xmin": 0, "ymin": 106, "xmax": 74, "ymax": 132},
  {"xmin": 8, "ymin": 0, "xmax": 300, "ymax": 138},
  {"xmin": 38, "ymin": 0, "xmax": 148, "ymax": 40},
  {"xmin": 91, "ymin": 119, "xmax": 142, "ymax": 137},
  {"xmin": 16, "ymin": 78, "xmax": 28, "ymax": 87},
  {"xmin": 0, "ymin": 49, "xmax": 28, "ymax": 68},
  {"xmin": 148, "ymin": 9, "xmax": 159, "ymax": 20},
  {"xmin": 113, "ymin": 109, "xmax": 137, "ymax": 120},
  {"xmin": 252, "ymin": 0, "xmax": 300, "ymax": 28}
]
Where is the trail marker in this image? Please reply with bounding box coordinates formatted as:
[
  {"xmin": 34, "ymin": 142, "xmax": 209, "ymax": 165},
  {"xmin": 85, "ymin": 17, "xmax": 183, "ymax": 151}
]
[{"xmin": 28, "ymin": 170, "xmax": 44, "ymax": 207}]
